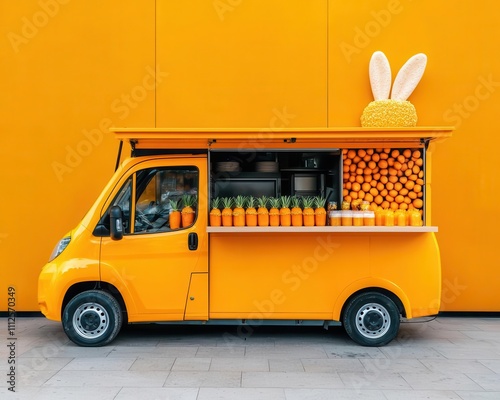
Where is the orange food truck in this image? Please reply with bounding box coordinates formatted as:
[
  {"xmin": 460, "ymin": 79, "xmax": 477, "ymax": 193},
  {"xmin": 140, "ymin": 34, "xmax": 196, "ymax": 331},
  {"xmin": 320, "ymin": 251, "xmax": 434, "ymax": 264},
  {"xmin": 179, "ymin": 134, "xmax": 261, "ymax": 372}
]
[{"xmin": 38, "ymin": 126, "xmax": 452, "ymax": 347}]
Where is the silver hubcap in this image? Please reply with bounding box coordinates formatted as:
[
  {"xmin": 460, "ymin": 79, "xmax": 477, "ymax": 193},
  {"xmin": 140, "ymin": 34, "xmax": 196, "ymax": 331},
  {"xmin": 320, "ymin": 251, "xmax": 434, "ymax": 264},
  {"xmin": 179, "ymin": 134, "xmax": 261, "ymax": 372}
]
[
  {"xmin": 355, "ymin": 302, "xmax": 391, "ymax": 339},
  {"xmin": 73, "ymin": 302, "xmax": 109, "ymax": 339}
]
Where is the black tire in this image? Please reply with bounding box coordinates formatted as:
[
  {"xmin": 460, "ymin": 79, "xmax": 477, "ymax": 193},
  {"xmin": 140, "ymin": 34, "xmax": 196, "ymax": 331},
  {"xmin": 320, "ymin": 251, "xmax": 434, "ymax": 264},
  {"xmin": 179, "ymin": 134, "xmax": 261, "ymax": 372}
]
[
  {"xmin": 62, "ymin": 290, "xmax": 122, "ymax": 347},
  {"xmin": 342, "ymin": 292, "xmax": 400, "ymax": 347}
]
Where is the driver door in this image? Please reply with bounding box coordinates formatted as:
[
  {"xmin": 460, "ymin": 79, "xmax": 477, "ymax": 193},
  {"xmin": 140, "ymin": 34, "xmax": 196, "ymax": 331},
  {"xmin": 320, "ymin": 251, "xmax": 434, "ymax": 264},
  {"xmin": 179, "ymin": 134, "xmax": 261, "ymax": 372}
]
[{"xmin": 99, "ymin": 157, "xmax": 208, "ymax": 321}]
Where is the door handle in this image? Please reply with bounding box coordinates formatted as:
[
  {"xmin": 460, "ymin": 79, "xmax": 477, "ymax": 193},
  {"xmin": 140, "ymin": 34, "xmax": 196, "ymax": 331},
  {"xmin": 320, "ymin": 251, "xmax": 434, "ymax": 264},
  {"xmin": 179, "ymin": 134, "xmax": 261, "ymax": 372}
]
[{"xmin": 188, "ymin": 232, "xmax": 198, "ymax": 250}]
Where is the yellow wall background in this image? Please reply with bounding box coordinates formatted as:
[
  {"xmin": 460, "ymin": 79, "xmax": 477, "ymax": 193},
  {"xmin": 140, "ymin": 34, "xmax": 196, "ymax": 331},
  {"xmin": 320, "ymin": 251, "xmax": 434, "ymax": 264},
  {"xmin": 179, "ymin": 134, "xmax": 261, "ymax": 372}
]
[{"xmin": 1, "ymin": 0, "xmax": 499, "ymax": 311}]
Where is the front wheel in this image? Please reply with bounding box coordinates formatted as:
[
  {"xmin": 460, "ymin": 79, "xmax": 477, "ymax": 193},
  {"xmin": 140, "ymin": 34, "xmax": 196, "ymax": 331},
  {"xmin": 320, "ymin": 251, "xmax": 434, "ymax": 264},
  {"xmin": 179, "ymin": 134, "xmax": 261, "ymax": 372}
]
[
  {"xmin": 62, "ymin": 290, "xmax": 122, "ymax": 347},
  {"xmin": 342, "ymin": 292, "xmax": 400, "ymax": 347}
]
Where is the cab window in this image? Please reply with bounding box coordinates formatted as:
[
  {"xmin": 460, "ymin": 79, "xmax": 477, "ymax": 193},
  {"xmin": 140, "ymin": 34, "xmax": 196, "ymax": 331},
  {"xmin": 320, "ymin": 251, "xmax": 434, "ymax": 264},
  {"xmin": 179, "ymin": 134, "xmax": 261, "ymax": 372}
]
[
  {"xmin": 95, "ymin": 166, "xmax": 198, "ymax": 236},
  {"xmin": 134, "ymin": 167, "xmax": 198, "ymax": 233}
]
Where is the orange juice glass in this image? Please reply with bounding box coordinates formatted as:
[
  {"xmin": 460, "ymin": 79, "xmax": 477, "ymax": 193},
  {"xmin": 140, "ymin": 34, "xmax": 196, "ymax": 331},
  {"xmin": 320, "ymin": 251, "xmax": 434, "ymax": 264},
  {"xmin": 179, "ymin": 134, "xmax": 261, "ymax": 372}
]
[
  {"xmin": 329, "ymin": 211, "xmax": 342, "ymax": 226},
  {"xmin": 395, "ymin": 210, "xmax": 406, "ymax": 226},
  {"xmin": 363, "ymin": 211, "xmax": 375, "ymax": 226},
  {"xmin": 385, "ymin": 210, "xmax": 395, "ymax": 226},
  {"xmin": 341, "ymin": 211, "xmax": 353, "ymax": 226},
  {"xmin": 410, "ymin": 210, "xmax": 422, "ymax": 226},
  {"xmin": 352, "ymin": 211, "xmax": 364, "ymax": 227}
]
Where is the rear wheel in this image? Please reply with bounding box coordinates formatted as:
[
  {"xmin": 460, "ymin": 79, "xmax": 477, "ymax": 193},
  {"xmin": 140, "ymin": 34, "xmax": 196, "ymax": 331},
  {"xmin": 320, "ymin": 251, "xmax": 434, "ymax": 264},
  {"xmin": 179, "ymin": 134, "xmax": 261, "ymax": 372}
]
[
  {"xmin": 62, "ymin": 290, "xmax": 122, "ymax": 347},
  {"xmin": 343, "ymin": 292, "xmax": 400, "ymax": 347}
]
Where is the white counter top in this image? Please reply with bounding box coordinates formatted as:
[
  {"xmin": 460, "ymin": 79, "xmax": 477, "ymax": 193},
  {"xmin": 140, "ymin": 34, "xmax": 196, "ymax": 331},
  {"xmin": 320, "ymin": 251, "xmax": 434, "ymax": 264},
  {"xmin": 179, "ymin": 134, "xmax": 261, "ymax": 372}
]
[{"xmin": 207, "ymin": 226, "xmax": 438, "ymax": 233}]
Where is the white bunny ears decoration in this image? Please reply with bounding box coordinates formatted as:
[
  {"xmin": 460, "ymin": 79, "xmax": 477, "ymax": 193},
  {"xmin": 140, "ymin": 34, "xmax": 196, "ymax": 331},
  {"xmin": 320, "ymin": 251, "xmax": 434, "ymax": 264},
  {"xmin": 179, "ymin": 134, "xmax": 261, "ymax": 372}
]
[{"xmin": 361, "ymin": 51, "xmax": 427, "ymax": 127}]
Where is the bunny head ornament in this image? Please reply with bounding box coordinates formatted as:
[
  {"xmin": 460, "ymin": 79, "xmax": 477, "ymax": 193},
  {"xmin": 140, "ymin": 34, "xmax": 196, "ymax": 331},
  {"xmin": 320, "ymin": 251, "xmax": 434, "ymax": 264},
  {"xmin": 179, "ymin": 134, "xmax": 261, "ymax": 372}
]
[{"xmin": 361, "ymin": 51, "xmax": 427, "ymax": 127}]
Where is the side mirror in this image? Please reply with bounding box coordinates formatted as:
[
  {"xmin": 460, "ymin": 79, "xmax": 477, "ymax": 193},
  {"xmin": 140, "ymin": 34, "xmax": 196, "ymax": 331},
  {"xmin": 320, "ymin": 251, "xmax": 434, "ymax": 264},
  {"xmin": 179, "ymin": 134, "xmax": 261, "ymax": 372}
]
[{"xmin": 109, "ymin": 206, "xmax": 123, "ymax": 241}]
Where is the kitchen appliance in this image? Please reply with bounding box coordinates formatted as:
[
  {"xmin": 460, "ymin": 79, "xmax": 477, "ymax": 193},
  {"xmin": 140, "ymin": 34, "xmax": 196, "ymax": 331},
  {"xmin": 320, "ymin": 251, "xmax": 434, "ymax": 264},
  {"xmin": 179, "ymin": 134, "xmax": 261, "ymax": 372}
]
[
  {"xmin": 291, "ymin": 172, "xmax": 325, "ymax": 197},
  {"xmin": 213, "ymin": 172, "xmax": 281, "ymax": 198}
]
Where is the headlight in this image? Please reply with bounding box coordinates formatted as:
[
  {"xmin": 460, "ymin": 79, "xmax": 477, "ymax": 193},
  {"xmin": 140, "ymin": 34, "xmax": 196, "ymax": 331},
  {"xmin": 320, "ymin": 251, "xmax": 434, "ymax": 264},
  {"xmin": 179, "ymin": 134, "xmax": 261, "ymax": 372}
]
[{"xmin": 49, "ymin": 237, "xmax": 71, "ymax": 262}]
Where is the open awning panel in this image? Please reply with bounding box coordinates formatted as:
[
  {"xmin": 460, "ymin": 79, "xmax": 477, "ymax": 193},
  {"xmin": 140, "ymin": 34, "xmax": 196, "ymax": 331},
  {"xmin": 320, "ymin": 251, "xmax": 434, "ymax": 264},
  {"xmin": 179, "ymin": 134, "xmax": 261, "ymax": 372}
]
[{"xmin": 111, "ymin": 127, "xmax": 454, "ymax": 151}]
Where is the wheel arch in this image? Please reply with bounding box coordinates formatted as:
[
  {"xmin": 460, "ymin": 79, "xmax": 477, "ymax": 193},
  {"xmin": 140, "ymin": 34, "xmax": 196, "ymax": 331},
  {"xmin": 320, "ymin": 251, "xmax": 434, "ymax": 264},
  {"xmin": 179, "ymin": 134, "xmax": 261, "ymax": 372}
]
[
  {"xmin": 333, "ymin": 279, "xmax": 410, "ymax": 322},
  {"xmin": 339, "ymin": 287, "xmax": 406, "ymax": 324},
  {"xmin": 62, "ymin": 281, "xmax": 128, "ymax": 323}
]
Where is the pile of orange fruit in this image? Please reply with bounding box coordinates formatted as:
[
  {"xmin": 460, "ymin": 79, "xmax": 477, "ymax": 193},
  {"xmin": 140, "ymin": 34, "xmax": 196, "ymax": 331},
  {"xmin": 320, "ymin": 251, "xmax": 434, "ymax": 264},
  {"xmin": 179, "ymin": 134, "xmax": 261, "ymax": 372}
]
[{"xmin": 342, "ymin": 148, "xmax": 424, "ymax": 212}]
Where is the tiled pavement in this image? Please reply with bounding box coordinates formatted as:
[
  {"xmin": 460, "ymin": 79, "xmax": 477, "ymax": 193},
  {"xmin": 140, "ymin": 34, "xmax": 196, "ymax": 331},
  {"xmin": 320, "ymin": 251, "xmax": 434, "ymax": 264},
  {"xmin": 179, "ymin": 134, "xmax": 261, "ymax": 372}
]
[{"xmin": 1, "ymin": 316, "xmax": 500, "ymax": 399}]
